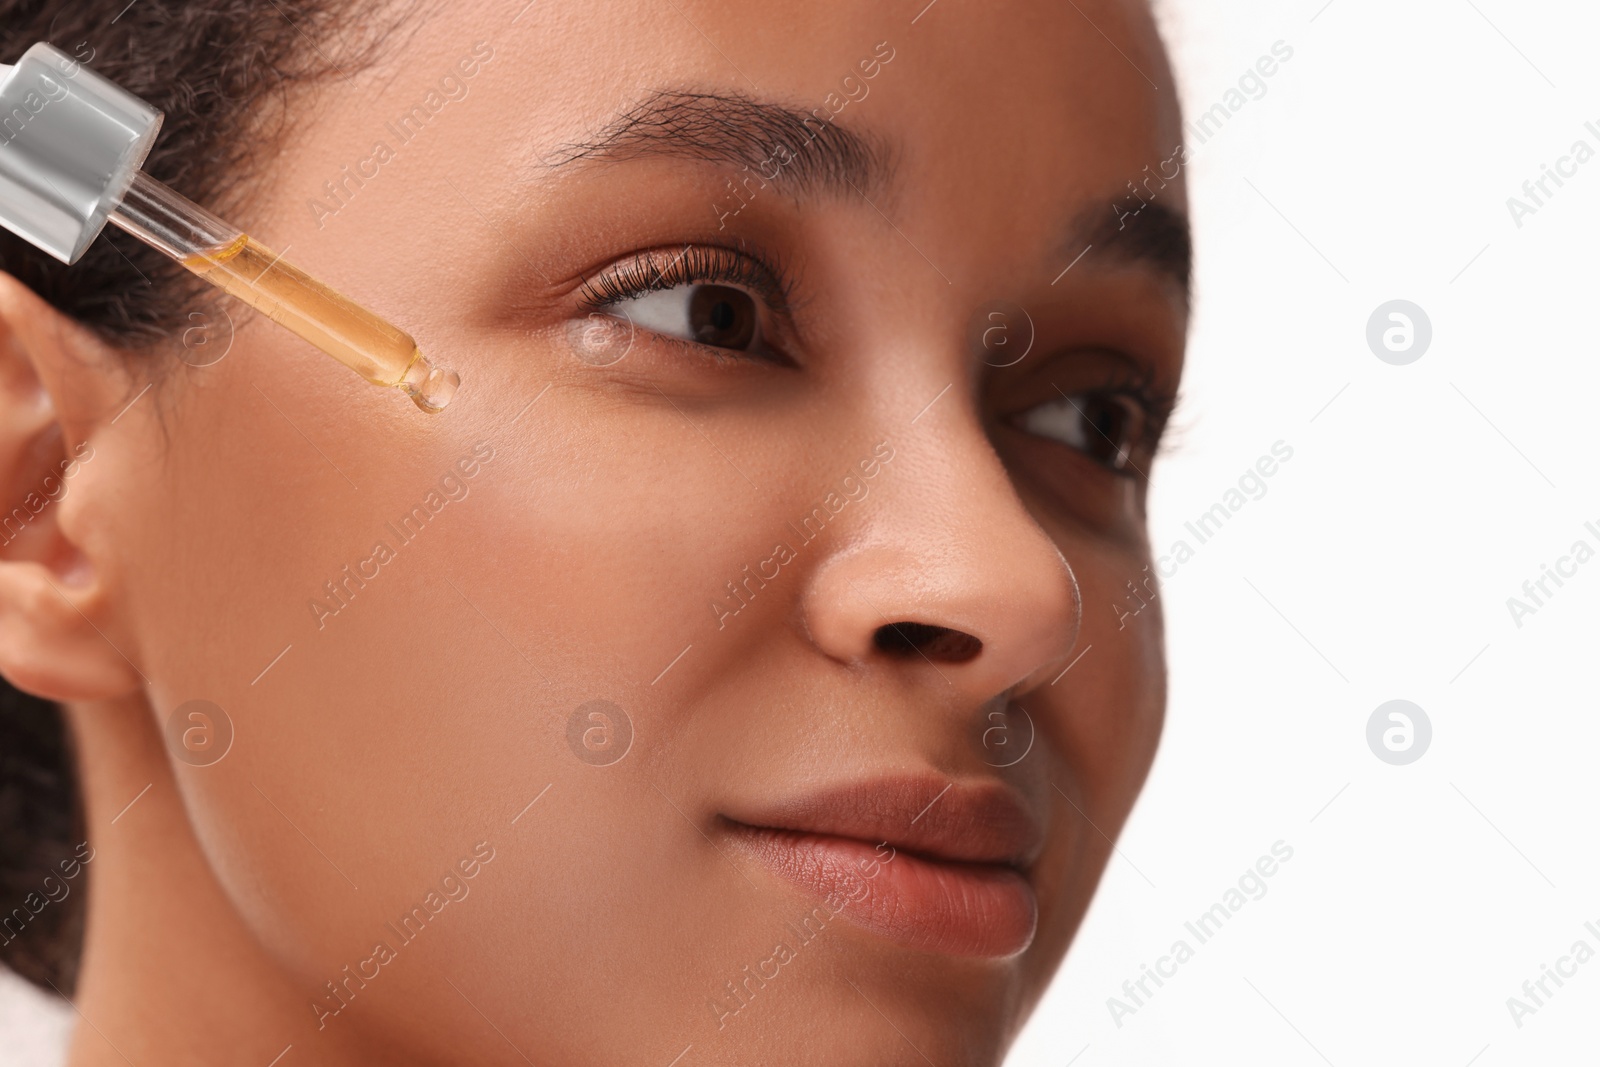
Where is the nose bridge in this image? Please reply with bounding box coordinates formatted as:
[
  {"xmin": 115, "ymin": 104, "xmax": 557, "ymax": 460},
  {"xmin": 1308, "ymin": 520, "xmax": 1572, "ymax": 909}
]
[{"xmin": 798, "ymin": 387, "xmax": 1083, "ymax": 701}]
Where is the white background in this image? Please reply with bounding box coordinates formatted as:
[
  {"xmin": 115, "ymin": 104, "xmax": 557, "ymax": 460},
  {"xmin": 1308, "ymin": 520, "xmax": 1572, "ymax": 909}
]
[
  {"xmin": 1010, "ymin": 1, "xmax": 1600, "ymax": 1064},
  {"xmin": 7, "ymin": 1, "xmax": 1599, "ymax": 1064}
]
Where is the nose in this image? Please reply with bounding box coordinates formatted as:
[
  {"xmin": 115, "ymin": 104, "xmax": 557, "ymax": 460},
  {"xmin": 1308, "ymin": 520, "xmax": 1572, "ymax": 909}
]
[{"xmin": 800, "ymin": 424, "xmax": 1081, "ymax": 702}]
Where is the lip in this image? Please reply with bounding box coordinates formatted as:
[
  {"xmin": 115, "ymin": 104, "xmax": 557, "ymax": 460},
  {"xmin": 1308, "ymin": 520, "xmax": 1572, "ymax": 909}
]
[{"xmin": 721, "ymin": 776, "xmax": 1043, "ymax": 958}]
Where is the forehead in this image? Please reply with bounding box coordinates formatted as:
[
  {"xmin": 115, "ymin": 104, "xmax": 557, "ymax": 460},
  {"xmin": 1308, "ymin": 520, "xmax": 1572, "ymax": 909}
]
[
  {"xmin": 266, "ymin": 0, "xmax": 1184, "ymax": 294},
  {"xmin": 353, "ymin": 0, "xmax": 1179, "ymax": 182}
]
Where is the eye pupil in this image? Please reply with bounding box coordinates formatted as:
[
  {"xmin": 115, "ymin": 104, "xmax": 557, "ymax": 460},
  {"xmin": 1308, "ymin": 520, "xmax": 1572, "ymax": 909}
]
[
  {"xmin": 1081, "ymin": 396, "xmax": 1136, "ymax": 468},
  {"xmin": 690, "ymin": 284, "xmax": 757, "ymax": 350},
  {"xmin": 1088, "ymin": 400, "xmax": 1123, "ymax": 441},
  {"xmin": 1077, "ymin": 397, "xmax": 1124, "ymax": 466}
]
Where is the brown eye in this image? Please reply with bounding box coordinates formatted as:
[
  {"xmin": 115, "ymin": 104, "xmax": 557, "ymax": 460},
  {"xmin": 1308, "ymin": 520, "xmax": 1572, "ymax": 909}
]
[
  {"xmin": 606, "ymin": 281, "xmax": 764, "ymax": 355},
  {"xmin": 1016, "ymin": 391, "xmax": 1147, "ymax": 472},
  {"xmin": 689, "ymin": 284, "xmax": 758, "ymax": 350}
]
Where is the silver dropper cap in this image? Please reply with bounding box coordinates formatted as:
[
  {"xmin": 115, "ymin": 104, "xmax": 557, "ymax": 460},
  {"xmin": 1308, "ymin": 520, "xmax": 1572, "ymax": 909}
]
[{"xmin": 0, "ymin": 42, "xmax": 162, "ymax": 264}]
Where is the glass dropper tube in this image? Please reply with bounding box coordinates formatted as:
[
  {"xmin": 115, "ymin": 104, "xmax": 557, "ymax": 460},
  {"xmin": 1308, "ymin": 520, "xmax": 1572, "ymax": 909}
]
[{"xmin": 109, "ymin": 171, "xmax": 459, "ymax": 413}]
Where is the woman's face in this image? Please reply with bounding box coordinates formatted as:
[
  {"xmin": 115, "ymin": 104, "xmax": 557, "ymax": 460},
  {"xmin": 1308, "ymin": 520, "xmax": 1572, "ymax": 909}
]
[{"xmin": 78, "ymin": 0, "xmax": 1186, "ymax": 1061}]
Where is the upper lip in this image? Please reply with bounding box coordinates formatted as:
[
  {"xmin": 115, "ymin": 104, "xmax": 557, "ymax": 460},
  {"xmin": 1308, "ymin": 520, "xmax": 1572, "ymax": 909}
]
[{"xmin": 721, "ymin": 774, "xmax": 1045, "ymax": 870}]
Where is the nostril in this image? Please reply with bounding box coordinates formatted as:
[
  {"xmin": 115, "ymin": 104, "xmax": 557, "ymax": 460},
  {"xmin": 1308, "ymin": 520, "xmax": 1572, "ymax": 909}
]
[{"xmin": 873, "ymin": 622, "xmax": 983, "ymax": 664}]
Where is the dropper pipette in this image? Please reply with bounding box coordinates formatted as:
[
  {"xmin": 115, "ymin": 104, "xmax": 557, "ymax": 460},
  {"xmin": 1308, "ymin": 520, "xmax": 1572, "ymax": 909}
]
[{"xmin": 0, "ymin": 42, "xmax": 458, "ymax": 413}]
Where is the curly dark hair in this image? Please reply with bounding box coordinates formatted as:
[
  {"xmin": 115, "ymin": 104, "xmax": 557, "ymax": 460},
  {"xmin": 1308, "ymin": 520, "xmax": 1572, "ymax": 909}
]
[{"xmin": 0, "ymin": 0, "xmax": 387, "ymax": 997}]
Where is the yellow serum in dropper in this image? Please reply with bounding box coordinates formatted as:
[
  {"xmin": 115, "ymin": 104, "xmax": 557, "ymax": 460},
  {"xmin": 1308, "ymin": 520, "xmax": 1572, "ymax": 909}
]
[{"xmin": 114, "ymin": 173, "xmax": 459, "ymax": 413}]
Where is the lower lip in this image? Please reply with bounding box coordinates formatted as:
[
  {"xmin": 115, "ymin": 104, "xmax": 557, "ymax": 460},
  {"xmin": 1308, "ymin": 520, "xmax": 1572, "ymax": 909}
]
[{"xmin": 726, "ymin": 826, "xmax": 1037, "ymax": 958}]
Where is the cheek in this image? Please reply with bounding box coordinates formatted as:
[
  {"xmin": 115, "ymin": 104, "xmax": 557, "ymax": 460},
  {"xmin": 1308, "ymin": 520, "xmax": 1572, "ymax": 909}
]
[
  {"xmin": 1022, "ymin": 569, "xmax": 1163, "ymax": 992},
  {"xmin": 106, "ymin": 334, "xmax": 559, "ymax": 981},
  {"xmin": 1039, "ymin": 536, "xmax": 1165, "ymax": 806},
  {"xmin": 131, "ymin": 361, "xmax": 833, "ymax": 997}
]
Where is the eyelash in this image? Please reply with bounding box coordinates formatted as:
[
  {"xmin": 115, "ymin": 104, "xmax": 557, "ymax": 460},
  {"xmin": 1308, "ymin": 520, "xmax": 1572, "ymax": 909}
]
[
  {"xmin": 577, "ymin": 244, "xmax": 795, "ymax": 316},
  {"xmin": 1114, "ymin": 378, "xmax": 1178, "ymax": 446}
]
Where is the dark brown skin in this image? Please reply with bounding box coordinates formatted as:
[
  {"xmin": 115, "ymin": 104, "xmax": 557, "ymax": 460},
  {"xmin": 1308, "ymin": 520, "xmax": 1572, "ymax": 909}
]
[{"xmin": 0, "ymin": 1, "xmax": 1187, "ymax": 1063}]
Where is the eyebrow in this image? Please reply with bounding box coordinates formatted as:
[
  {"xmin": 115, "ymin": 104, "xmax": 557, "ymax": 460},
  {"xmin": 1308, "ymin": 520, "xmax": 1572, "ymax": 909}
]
[
  {"xmin": 1069, "ymin": 200, "xmax": 1193, "ymax": 294},
  {"xmin": 543, "ymin": 90, "xmax": 893, "ymax": 199},
  {"xmin": 546, "ymin": 89, "xmax": 1192, "ymax": 295}
]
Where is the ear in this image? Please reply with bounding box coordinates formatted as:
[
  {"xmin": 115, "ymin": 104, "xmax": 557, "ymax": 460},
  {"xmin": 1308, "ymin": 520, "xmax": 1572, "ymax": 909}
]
[{"xmin": 0, "ymin": 271, "xmax": 145, "ymax": 701}]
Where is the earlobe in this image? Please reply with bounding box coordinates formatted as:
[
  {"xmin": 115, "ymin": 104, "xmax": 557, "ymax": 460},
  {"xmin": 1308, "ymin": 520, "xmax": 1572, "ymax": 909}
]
[
  {"xmin": 0, "ymin": 272, "xmax": 144, "ymax": 702},
  {"xmin": 0, "ymin": 561, "xmax": 144, "ymax": 700}
]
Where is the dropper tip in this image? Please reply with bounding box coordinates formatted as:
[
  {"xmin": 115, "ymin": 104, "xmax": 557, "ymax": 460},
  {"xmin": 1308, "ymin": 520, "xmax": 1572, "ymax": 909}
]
[{"xmin": 399, "ymin": 352, "xmax": 460, "ymax": 414}]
